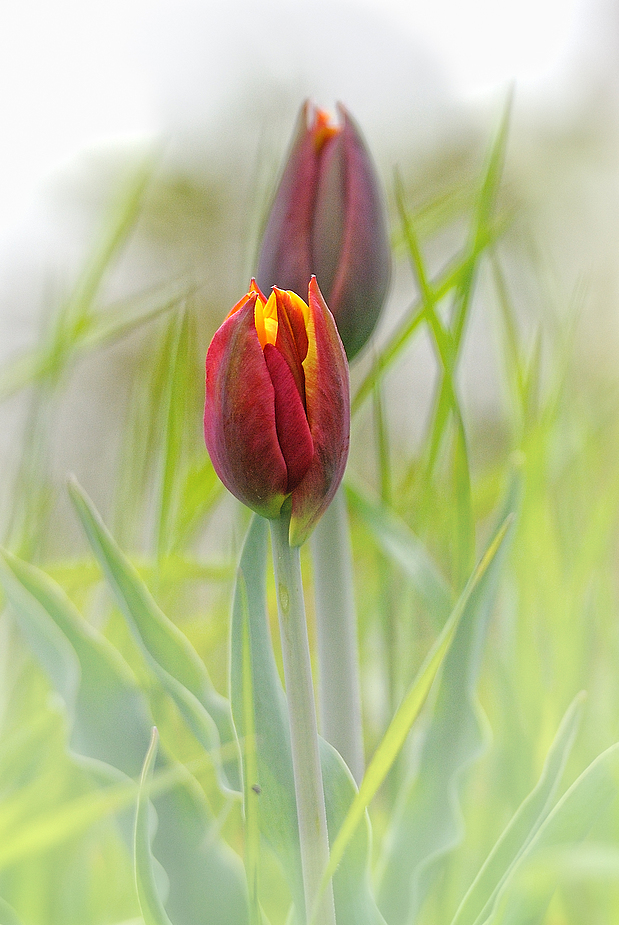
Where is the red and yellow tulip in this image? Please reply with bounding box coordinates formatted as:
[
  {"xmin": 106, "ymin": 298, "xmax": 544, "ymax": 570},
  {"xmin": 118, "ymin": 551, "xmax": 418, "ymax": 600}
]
[{"xmin": 204, "ymin": 278, "xmax": 350, "ymax": 546}]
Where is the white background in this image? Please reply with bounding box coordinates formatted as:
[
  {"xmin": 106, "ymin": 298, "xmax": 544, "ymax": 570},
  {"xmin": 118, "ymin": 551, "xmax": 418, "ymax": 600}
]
[{"xmin": 0, "ymin": 0, "xmax": 599, "ymax": 248}]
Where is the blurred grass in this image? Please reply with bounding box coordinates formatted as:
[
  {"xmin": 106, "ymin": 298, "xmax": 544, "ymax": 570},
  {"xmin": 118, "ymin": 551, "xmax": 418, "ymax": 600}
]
[{"xmin": 0, "ymin": 98, "xmax": 618, "ymax": 925}]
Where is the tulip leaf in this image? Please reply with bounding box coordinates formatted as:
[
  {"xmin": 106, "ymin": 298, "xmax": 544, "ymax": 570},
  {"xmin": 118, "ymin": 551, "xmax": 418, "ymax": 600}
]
[
  {"xmin": 239, "ymin": 605, "xmax": 262, "ymax": 925},
  {"xmin": 134, "ymin": 728, "xmax": 175, "ymax": 925},
  {"xmin": 0, "ymin": 547, "xmax": 151, "ymax": 778},
  {"xmin": 68, "ymin": 476, "xmax": 240, "ymax": 794},
  {"xmin": 230, "ymin": 515, "xmax": 387, "ymax": 925},
  {"xmin": 478, "ymin": 740, "xmax": 619, "ymax": 925},
  {"xmin": 0, "ymin": 897, "xmax": 25, "ymax": 925},
  {"xmin": 449, "ymin": 691, "xmax": 586, "ymax": 925},
  {"xmin": 321, "ymin": 514, "xmax": 512, "ymax": 903},
  {"xmin": 345, "ymin": 480, "xmax": 452, "ymax": 622},
  {"xmin": 0, "ymin": 547, "xmax": 249, "ymax": 925},
  {"xmin": 375, "ymin": 481, "xmax": 517, "ymax": 925},
  {"xmin": 147, "ymin": 766, "xmax": 249, "ymax": 925},
  {"xmin": 230, "ymin": 515, "xmax": 303, "ymax": 912}
]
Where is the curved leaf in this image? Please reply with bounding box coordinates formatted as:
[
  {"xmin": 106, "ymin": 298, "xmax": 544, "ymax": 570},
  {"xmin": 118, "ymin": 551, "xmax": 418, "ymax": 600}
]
[
  {"xmin": 483, "ymin": 741, "xmax": 619, "ymax": 925},
  {"xmin": 376, "ymin": 485, "xmax": 517, "ymax": 925},
  {"xmin": 327, "ymin": 514, "xmax": 512, "ymax": 905},
  {"xmin": 0, "ymin": 548, "xmax": 248, "ymax": 925},
  {"xmin": 0, "ymin": 548, "xmax": 150, "ymax": 778},
  {"xmin": 345, "ymin": 481, "xmax": 452, "ymax": 622},
  {"xmin": 0, "ymin": 896, "xmax": 26, "ymax": 925},
  {"xmin": 135, "ymin": 728, "xmax": 175, "ymax": 925},
  {"xmin": 450, "ymin": 692, "xmax": 586, "ymax": 925},
  {"xmin": 68, "ymin": 476, "xmax": 240, "ymax": 794}
]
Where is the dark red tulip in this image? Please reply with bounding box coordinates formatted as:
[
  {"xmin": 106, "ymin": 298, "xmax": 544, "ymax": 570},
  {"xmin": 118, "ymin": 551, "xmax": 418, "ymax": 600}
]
[
  {"xmin": 256, "ymin": 101, "xmax": 390, "ymax": 361},
  {"xmin": 204, "ymin": 278, "xmax": 350, "ymax": 546}
]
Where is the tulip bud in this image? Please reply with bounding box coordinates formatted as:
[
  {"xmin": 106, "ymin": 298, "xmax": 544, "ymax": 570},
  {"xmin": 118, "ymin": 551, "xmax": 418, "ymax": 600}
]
[
  {"xmin": 204, "ymin": 278, "xmax": 350, "ymax": 546},
  {"xmin": 256, "ymin": 101, "xmax": 390, "ymax": 361}
]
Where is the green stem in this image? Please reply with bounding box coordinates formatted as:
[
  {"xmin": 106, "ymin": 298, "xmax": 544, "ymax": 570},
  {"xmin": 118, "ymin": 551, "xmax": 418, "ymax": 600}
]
[
  {"xmin": 310, "ymin": 486, "xmax": 364, "ymax": 784},
  {"xmin": 270, "ymin": 513, "xmax": 336, "ymax": 925}
]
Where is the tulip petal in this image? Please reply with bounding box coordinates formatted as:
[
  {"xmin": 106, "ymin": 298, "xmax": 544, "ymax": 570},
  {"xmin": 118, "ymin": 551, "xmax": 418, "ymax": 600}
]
[
  {"xmin": 289, "ymin": 278, "xmax": 350, "ymax": 546},
  {"xmin": 311, "ymin": 128, "xmax": 345, "ymax": 298},
  {"xmin": 204, "ymin": 298, "xmax": 288, "ymax": 519},
  {"xmin": 324, "ymin": 104, "xmax": 391, "ymax": 360},
  {"xmin": 272, "ymin": 288, "xmax": 309, "ymax": 404},
  {"xmin": 256, "ymin": 101, "xmax": 317, "ymax": 297},
  {"xmin": 263, "ymin": 344, "xmax": 314, "ymax": 493}
]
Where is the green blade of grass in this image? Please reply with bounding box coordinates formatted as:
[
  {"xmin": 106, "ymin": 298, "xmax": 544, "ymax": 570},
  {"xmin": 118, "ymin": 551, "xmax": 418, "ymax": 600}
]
[
  {"xmin": 0, "ymin": 157, "xmax": 157, "ymax": 404},
  {"xmin": 172, "ymin": 457, "xmax": 225, "ymax": 551},
  {"xmin": 79, "ymin": 277, "xmax": 195, "ymax": 353},
  {"xmin": 452, "ymin": 417, "xmax": 475, "ymax": 588},
  {"xmin": 0, "ymin": 775, "xmax": 140, "ymax": 872},
  {"xmin": 394, "ymin": 168, "xmax": 454, "ymax": 370},
  {"xmin": 150, "ymin": 306, "xmax": 202, "ymax": 560},
  {"xmin": 490, "ymin": 255, "xmax": 526, "ymax": 414},
  {"xmin": 352, "ymin": 220, "xmax": 506, "ymax": 416},
  {"xmin": 0, "ymin": 747, "xmax": 217, "ymax": 875},
  {"xmin": 467, "ymin": 89, "xmax": 513, "ymax": 275},
  {"xmin": 61, "ymin": 156, "xmax": 156, "ymax": 338}
]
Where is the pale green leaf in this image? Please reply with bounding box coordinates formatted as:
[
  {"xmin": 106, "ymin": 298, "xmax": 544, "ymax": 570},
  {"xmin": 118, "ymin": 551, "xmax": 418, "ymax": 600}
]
[
  {"xmin": 376, "ymin": 484, "xmax": 516, "ymax": 925},
  {"xmin": 68, "ymin": 477, "xmax": 240, "ymax": 793},
  {"xmin": 230, "ymin": 516, "xmax": 387, "ymax": 925},
  {"xmin": 0, "ymin": 546, "xmax": 248, "ymax": 925},
  {"xmin": 134, "ymin": 728, "xmax": 175, "ymax": 925},
  {"xmin": 450, "ymin": 692, "xmax": 586, "ymax": 925},
  {"xmin": 345, "ymin": 481, "xmax": 452, "ymax": 621},
  {"xmin": 0, "ymin": 548, "xmax": 151, "ymax": 777},
  {"xmin": 0, "ymin": 896, "xmax": 26, "ymax": 925},
  {"xmin": 322, "ymin": 516, "xmax": 512, "ymax": 893},
  {"xmin": 229, "ymin": 516, "xmax": 303, "ymax": 913},
  {"xmin": 482, "ymin": 741, "xmax": 619, "ymax": 925}
]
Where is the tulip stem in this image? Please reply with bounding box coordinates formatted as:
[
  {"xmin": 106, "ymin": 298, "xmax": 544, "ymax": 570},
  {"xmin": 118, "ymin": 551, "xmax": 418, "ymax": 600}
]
[
  {"xmin": 270, "ymin": 513, "xmax": 337, "ymax": 925},
  {"xmin": 310, "ymin": 485, "xmax": 364, "ymax": 784}
]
